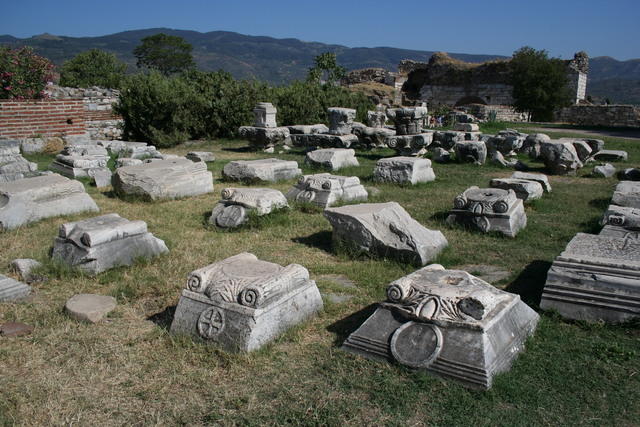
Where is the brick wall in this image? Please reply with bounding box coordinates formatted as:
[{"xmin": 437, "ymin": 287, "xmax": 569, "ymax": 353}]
[{"xmin": 0, "ymin": 99, "xmax": 86, "ymax": 139}]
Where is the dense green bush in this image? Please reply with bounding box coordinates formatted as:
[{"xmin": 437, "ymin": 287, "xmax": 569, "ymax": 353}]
[
  {"xmin": 59, "ymin": 49, "xmax": 127, "ymax": 88},
  {"xmin": 0, "ymin": 46, "xmax": 54, "ymax": 99},
  {"xmin": 115, "ymin": 70, "xmax": 373, "ymax": 147}
]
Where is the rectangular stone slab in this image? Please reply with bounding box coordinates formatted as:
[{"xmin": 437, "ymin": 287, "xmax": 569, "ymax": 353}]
[{"xmin": 0, "ymin": 174, "xmax": 99, "ymax": 230}]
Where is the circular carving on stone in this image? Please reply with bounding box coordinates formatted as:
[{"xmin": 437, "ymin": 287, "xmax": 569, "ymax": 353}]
[
  {"xmin": 221, "ymin": 188, "xmax": 234, "ymax": 200},
  {"xmin": 187, "ymin": 275, "xmax": 202, "ymax": 292},
  {"xmin": 216, "ymin": 205, "xmax": 246, "ymax": 228},
  {"xmin": 296, "ymin": 190, "xmax": 316, "ymax": 203},
  {"xmin": 390, "ymin": 322, "xmax": 442, "ymax": 368},
  {"xmin": 321, "ymin": 181, "xmax": 332, "ymax": 190},
  {"xmin": 473, "ymin": 216, "xmax": 491, "ymax": 233},
  {"xmin": 197, "ymin": 307, "xmax": 225, "ymax": 340},
  {"xmin": 453, "ymin": 196, "xmax": 467, "ymax": 209},
  {"xmin": 471, "ymin": 202, "xmax": 484, "ymax": 215},
  {"xmin": 493, "ymin": 200, "xmax": 509, "ymax": 214}
]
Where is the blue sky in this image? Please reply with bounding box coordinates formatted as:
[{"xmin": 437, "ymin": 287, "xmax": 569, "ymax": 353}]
[{"xmin": 3, "ymin": 0, "xmax": 639, "ymax": 60}]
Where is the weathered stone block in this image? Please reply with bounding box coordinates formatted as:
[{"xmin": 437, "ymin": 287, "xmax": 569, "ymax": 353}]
[
  {"xmin": 113, "ymin": 158, "xmax": 213, "ymax": 201},
  {"xmin": 65, "ymin": 294, "xmax": 117, "ymax": 323},
  {"xmin": 253, "ymin": 102, "xmax": 277, "ymax": 128},
  {"xmin": 10, "ymin": 258, "xmax": 42, "ymax": 282},
  {"xmin": 387, "ymin": 107, "xmax": 428, "ymax": 135},
  {"xmin": 612, "ymin": 181, "xmax": 640, "ymax": 208},
  {"xmin": 286, "ymin": 173, "xmax": 367, "ymax": 208},
  {"xmin": 0, "ymin": 274, "xmax": 31, "ymax": 302},
  {"xmin": 52, "ymin": 213, "xmax": 168, "ymax": 275},
  {"xmin": 223, "ymin": 158, "xmax": 301, "ymax": 182},
  {"xmin": 89, "ymin": 169, "xmax": 112, "ymax": 188},
  {"xmin": 591, "ymin": 150, "xmax": 628, "ymax": 162},
  {"xmin": 323, "ymin": 202, "xmax": 448, "ymax": 264},
  {"xmin": 490, "ymin": 178, "xmax": 543, "ymax": 201},
  {"xmin": 115, "ymin": 158, "xmax": 143, "ymax": 168},
  {"xmin": 521, "ymin": 133, "xmax": 550, "ymax": 159},
  {"xmin": 454, "ymin": 141, "xmax": 487, "ymax": 165},
  {"xmin": 328, "ymin": 107, "xmax": 356, "ymax": 135},
  {"xmin": 342, "ymin": 265, "xmax": 539, "ymax": 389},
  {"xmin": 0, "ymin": 174, "xmax": 99, "ymax": 230},
  {"xmin": 289, "ymin": 133, "xmax": 359, "ymax": 148},
  {"xmin": 210, "ymin": 188, "xmax": 288, "ymax": 228},
  {"xmin": 446, "ymin": 187, "xmax": 527, "ymax": 237},
  {"xmin": 287, "ymin": 124, "xmax": 329, "ymax": 135},
  {"xmin": 305, "ymin": 148, "xmax": 359, "ymax": 171},
  {"xmin": 238, "ymin": 126, "xmax": 291, "ymax": 149},
  {"xmin": 539, "ymin": 141, "xmax": 583, "ymax": 175},
  {"xmin": 170, "ymin": 253, "xmax": 323, "ymax": 352},
  {"xmin": 593, "ymin": 163, "xmax": 616, "ymax": 178},
  {"xmin": 352, "ymin": 126, "xmax": 395, "ymax": 148},
  {"xmin": 510, "ymin": 172, "xmax": 552, "ymax": 192},
  {"xmin": 540, "ymin": 232, "xmax": 640, "ymax": 323},
  {"xmin": 431, "ymin": 147, "xmax": 451, "ymax": 163},
  {"xmin": 186, "ymin": 152, "xmax": 215, "ymax": 163},
  {"xmin": 454, "ymin": 123, "xmax": 479, "ymax": 132},
  {"xmin": 620, "ymin": 168, "xmax": 640, "ymax": 181},
  {"xmin": 571, "ymin": 140, "xmax": 593, "ymax": 162},
  {"xmin": 601, "ymin": 204, "xmax": 640, "ymax": 231},
  {"xmin": 367, "ymin": 111, "xmax": 387, "ymax": 128},
  {"xmin": 373, "ymin": 157, "xmax": 435, "ymax": 184},
  {"xmin": 385, "ymin": 133, "xmax": 433, "ymax": 156}
]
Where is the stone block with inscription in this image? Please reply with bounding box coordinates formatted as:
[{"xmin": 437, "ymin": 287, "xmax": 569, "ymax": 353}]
[
  {"xmin": 286, "ymin": 173, "xmax": 367, "ymax": 208},
  {"xmin": 0, "ymin": 174, "xmax": 98, "ymax": 231},
  {"xmin": 540, "ymin": 232, "xmax": 640, "ymax": 323},
  {"xmin": 51, "ymin": 213, "xmax": 168, "ymax": 275},
  {"xmin": 170, "ymin": 253, "xmax": 323, "ymax": 352},
  {"xmin": 323, "ymin": 202, "xmax": 448, "ymax": 265},
  {"xmin": 446, "ymin": 187, "xmax": 527, "ymax": 237},
  {"xmin": 342, "ymin": 264, "xmax": 539, "ymax": 389},
  {"xmin": 373, "ymin": 157, "xmax": 435, "ymax": 185},
  {"xmin": 222, "ymin": 158, "xmax": 301, "ymax": 182},
  {"xmin": 209, "ymin": 188, "xmax": 288, "ymax": 228}
]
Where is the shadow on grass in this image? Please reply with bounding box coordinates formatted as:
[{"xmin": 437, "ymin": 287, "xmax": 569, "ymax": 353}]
[
  {"xmin": 429, "ymin": 210, "xmax": 450, "ymax": 222},
  {"xmin": 292, "ymin": 231, "xmax": 333, "ymax": 254},
  {"xmin": 326, "ymin": 303, "xmax": 378, "ymax": 345},
  {"xmin": 356, "ymin": 151, "xmax": 388, "ymax": 162},
  {"xmin": 221, "ymin": 145, "xmax": 255, "ymax": 153},
  {"xmin": 588, "ymin": 197, "xmax": 611, "ymax": 210},
  {"xmin": 580, "ymin": 215, "xmax": 603, "ymax": 234},
  {"xmin": 147, "ymin": 305, "xmax": 176, "ymax": 331},
  {"xmin": 505, "ymin": 260, "xmax": 552, "ymax": 308}
]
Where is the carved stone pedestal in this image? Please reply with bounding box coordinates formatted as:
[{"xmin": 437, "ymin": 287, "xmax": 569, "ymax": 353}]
[{"xmin": 286, "ymin": 173, "xmax": 368, "ymax": 208}]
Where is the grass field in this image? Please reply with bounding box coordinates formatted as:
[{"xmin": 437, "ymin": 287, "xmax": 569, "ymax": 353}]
[{"xmin": 1, "ymin": 126, "xmax": 639, "ymax": 425}]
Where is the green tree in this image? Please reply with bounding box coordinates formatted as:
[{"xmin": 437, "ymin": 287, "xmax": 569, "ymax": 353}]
[
  {"xmin": 59, "ymin": 49, "xmax": 127, "ymax": 88},
  {"xmin": 133, "ymin": 33, "xmax": 195, "ymax": 76},
  {"xmin": 307, "ymin": 52, "xmax": 346, "ymax": 85},
  {"xmin": 510, "ymin": 46, "xmax": 572, "ymax": 121},
  {"xmin": 0, "ymin": 46, "xmax": 54, "ymax": 99}
]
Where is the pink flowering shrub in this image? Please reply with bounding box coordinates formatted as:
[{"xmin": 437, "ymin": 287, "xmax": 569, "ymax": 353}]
[{"xmin": 0, "ymin": 46, "xmax": 55, "ymax": 99}]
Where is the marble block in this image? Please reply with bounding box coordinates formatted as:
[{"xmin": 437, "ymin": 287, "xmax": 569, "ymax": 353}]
[
  {"xmin": 323, "ymin": 202, "xmax": 448, "ymax": 265},
  {"xmin": 113, "ymin": 158, "xmax": 213, "ymax": 201},
  {"xmin": 0, "ymin": 174, "xmax": 99, "ymax": 230},
  {"xmin": 367, "ymin": 111, "xmax": 387, "ymax": 128},
  {"xmin": 454, "ymin": 123, "xmax": 479, "ymax": 132},
  {"xmin": 170, "ymin": 253, "xmax": 323, "ymax": 352},
  {"xmin": 540, "ymin": 141, "xmax": 583, "ymax": 175},
  {"xmin": 289, "ymin": 133, "xmax": 359, "ymax": 149},
  {"xmin": 51, "ymin": 213, "xmax": 168, "ymax": 275},
  {"xmin": 454, "ymin": 141, "xmax": 487, "ymax": 165},
  {"xmin": 222, "ymin": 158, "xmax": 301, "ymax": 182},
  {"xmin": 601, "ymin": 205, "xmax": 640, "ymax": 231},
  {"xmin": 328, "ymin": 107, "xmax": 356, "ymax": 135},
  {"xmin": 286, "ymin": 173, "xmax": 367, "ymax": 208},
  {"xmin": 238, "ymin": 126, "xmax": 291, "ymax": 150},
  {"xmin": 287, "ymin": 124, "xmax": 329, "ymax": 135},
  {"xmin": 342, "ymin": 265, "xmax": 539, "ymax": 389},
  {"xmin": 186, "ymin": 152, "xmax": 216, "ymax": 163},
  {"xmin": 490, "ymin": 178, "xmax": 543, "ymax": 201},
  {"xmin": 591, "ymin": 150, "xmax": 628, "ymax": 162},
  {"xmin": 253, "ymin": 102, "xmax": 277, "ymax": 128},
  {"xmin": 446, "ymin": 187, "xmax": 527, "ymax": 237},
  {"xmin": 0, "ymin": 274, "xmax": 31, "ymax": 302},
  {"xmin": 540, "ymin": 232, "xmax": 640, "ymax": 323},
  {"xmin": 612, "ymin": 181, "xmax": 640, "ymax": 208},
  {"xmin": 352, "ymin": 126, "xmax": 395, "ymax": 148},
  {"xmin": 373, "ymin": 157, "xmax": 435, "ymax": 185},
  {"xmin": 510, "ymin": 172, "xmax": 552, "ymax": 192},
  {"xmin": 305, "ymin": 148, "xmax": 359, "ymax": 171},
  {"xmin": 210, "ymin": 188, "xmax": 288, "ymax": 228},
  {"xmin": 385, "ymin": 133, "xmax": 433, "ymax": 156},
  {"xmin": 386, "ymin": 107, "xmax": 428, "ymax": 136}
]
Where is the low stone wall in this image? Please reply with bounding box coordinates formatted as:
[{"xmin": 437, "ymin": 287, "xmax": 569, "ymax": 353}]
[
  {"xmin": 460, "ymin": 104, "xmax": 529, "ymax": 122},
  {"xmin": 0, "ymin": 99, "xmax": 86, "ymax": 139},
  {"xmin": 419, "ymin": 84, "xmax": 514, "ymax": 107},
  {"xmin": 555, "ymin": 105, "xmax": 640, "ymax": 128}
]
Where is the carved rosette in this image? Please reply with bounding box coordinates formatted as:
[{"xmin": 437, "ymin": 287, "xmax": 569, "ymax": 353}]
[{"xmin": 197, "ymin": 307, "xmax": 225, "ymax": 339}]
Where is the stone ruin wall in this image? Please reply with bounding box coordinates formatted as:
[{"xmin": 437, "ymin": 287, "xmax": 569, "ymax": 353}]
[
  {"xmin": 46, "ymin": 85, "xmax": 123, "ymax": 140},
  {"xmin": 418, "ymin": 84, "xmax": 514, "ymax": 107},
  {"xmin": 460, "ymin": 104, "xmax": 529, "ymax": 122},
  {"xmin": 555, "ymin": 105, "xmax": 640, "ymax": 128}
]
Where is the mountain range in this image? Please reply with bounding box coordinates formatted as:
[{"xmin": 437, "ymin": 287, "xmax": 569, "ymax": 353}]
[{"xmin": 1, "ymin": 28, "xmax": 639, "ymax": 104}]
